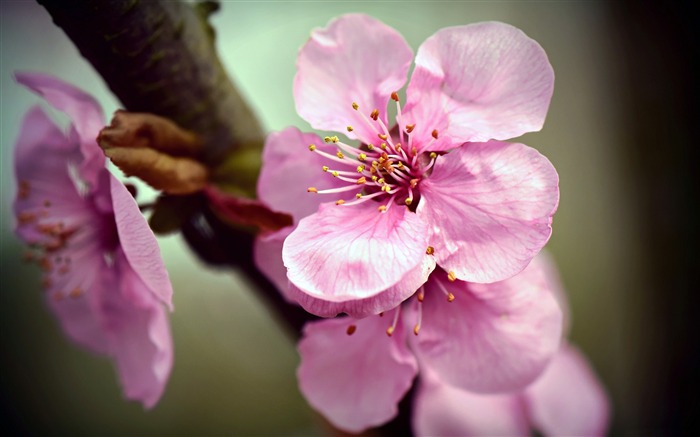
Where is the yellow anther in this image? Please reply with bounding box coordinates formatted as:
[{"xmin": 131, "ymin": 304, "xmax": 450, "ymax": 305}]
[
  {"xmin": 417, "ymin": 290, "xmax": 425, "ymax": 302},
  {"xmin": 370, "ymin": 109, "xmax": 380, "ymax": 120},
  {"xmin": 406, "ymin": 124, "xmax": 416, "ymax": 133},
  {"xmin": 378, "ymin": 205, "xmax": 387, "ymax": 212},
  {"xmin": 358, "ymin": 153, "xmax": 367, "ymax": 161},
  {"xmin": 413, "ymin": 324, "xmax": 421, "ymax": 336},
  {"xmin": 367, "ymin": 144, "xmax": 375, "ymax": 150},
  {"xmin": 357, "ymin": 165, "xmax": 365, "ymax": 172},
  {"xmin": 378, "ymin": 133, "xmax": 388, "ymax": 140},
  {"xmin": 330, "ymin": 136, "xmax": 339, "ymax": 143},
  {"xmin": 432, "ymin": 129, "xmax": 439, "ymax": 139},
  {"xmin": 307, "ymin": 187, "xmax": 318, "ymax": 193},
  {"xmin": 405, "ymin": 198, "xmax": 413, "ymax": 206},
  {"xmin": 356, "ymin": 193, "xmax": 363, "ymax": 199},
  {"xmin": 386, "ymin": 326, "xmax": 395, "ymax": 337},
  {"xmin": 395, "ymin": 144, "xmax": 402, "ymax": 151},
  {"xmin": 324, "ymin": 136, "xmax": 332, "ymax": 143},
  {"xmin": 410, "ymin": 179, "xmax": 419, "ymax": 188},
  {"xmin": 397, "ymin": 162, "xmax": 404, "ymax": 169},
  {"xmin": 347, "ymin": 325, "xmax": 357, "ymax": 335},
  {"xmin": 347, "ymin": 126, "xmax": 354, "ymax": 132},
  {"xmin": 336, "ymin": 199, "xmax": 345, "ymax": 205},
  {"xmin": 308, "ymin": 144, "xmax": 317, "ymax": 151},
  {"xmin": 372, "ymin": 160, "xmax": 379, "ymax": 167},
  {"xmin": 447, "ymin": 271, "xmax": 457, "ymax": 282},
  {"xmin": 447, "ymin": 293, "xmax": 455, "ymax": 302},
  {"xmin": 426, "ymin": 246, "xmax": 435, "ymax": 255},
  {"xmin": 380, "ymin": 142, "xmax": 387, "ymax": 150},
  {"xmin": 336, "ymin": 151, "xmax": 345, "ymax": 159},
  {"xmin": 382, "ymin": 185, "xmax": 391, "ymax": 192},
  {"xmin": 371, "ymin": 175, "xmax": 378, "ymax": 181},
  {"xmin": 391, "ymin": 91, "xmax": 399, "ymax": 102},
  {"xmin": 357, "ymin": 177, "xmax": 367, "ymax": 184},
  {"xmin": 352, "ymin": 102, "xmax": 359, "ymax": 110},
  {"xmin": 332, "ymin": 171, "xmax": 339, "ymax": 177},
  {"xmin": 430, "ymin": 152, "xmax": 437, "ymax": 159},
  {"xmin": 377, "ymin": 178, "xmax": 385, "ymax": 185},
  {"xmin": 322, "ymin": 166, "xmax": 329, "ymax": 172}
]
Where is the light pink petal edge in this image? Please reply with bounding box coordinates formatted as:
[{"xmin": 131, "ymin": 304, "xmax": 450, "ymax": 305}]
[
  {"xmin": 417, "ymin": 140, "xmax": 559, "ymax": 284},
  {"xmin": 110, "ymin": 175, "xmax": 174, "ymax": 309},
  {"xmin": 283, "ymin": 202, "xmax": 429, "ymax": 302},
  {"xmin": 405, "ymin": 22, "xmax": 554, "ymax": 146},
  {"xmin": 15, "ymin": 71, "xmax": 106, "ymax": 187},
  {"xmin": 298, "ymin": 313, "xmax": 418, "ymax": 433},
  {"xmin": 294, "ymin": 14, "xmax": 413, "ymax": 145}
]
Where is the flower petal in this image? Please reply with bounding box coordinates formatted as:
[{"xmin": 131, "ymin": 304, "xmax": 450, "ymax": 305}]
[
  {"xmin": 13, "ymin": 107, "xmax": 90, "ymax": 243},
  {"xmin": 413, "ymin": 368, "xmax": 529, "ymax": 437},
  {"xmin": 414, "ymin": 260, "xmax": 563, "ymax": 393},
  {"xmin": 524, "ymin": 344, "xmax": 610, "ymax": 437},
  {"xmin": 101, "ymin": 251, "xmax": 173, "ymax": 409},
  {"xmin": 254, "ymin": 227, "xmax": 297, "ymax": 303},
  {"xmin": 404, "ymin": 22, "xmax": 554, "ymax": 147},
  {"xmin": 417, "ymin": 140, "xmax": 559, "ymax": 283},
  {"xmin": 298, "ymin": 312, "xmax": 418, "ymax": 433},
  {"xmin": 294, "ymin": 14, "xmax": 413, "ymax": 145},
  {"xmin": 257, "ymin": 127, "xmax": 353, "ymax": 223},
  {"xmin": 283, "ymin": 202, "xmax": 429, "ymax": 302},
  {"xmin": 15, "ymin": 72, "xmax": 106, "ymax": 187},
  {"xmin": 111, "ymin": 174, "xmax": 173, "ymax": 309},
  {"xmin": 287, "ymin": 254, "xmax": 436, "ymax": 318}
]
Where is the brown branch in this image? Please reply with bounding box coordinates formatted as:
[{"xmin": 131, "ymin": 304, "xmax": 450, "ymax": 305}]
[{"xmin": 37, "ymin": 0, "xmax": 263, "ymax": 164}]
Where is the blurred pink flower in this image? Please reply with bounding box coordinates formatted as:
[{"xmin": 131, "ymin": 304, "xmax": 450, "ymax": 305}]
[
  {"xmin": 258, "ymin": 14, "xmax": 559, "ymax": 319},
  {"xmin": 413, "ymin": 343, "xmax": 610, "ymax": 437},
  {"xmin": 13, "ymin": 72, "xmax": 173, "ymax": 408},
  {"xmin": 296, "ymin": 255, "xmax": 563, "ymax": 433}
]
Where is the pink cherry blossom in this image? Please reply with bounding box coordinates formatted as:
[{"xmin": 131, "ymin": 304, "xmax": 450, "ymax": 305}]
[
  {"xmin": 413, "ymin": 343, "xmax": 610, "ymax": 437},
  {"xmin": 258, "ymin": 14, "xmax": 559, "ymax": 318},
  {"xmin": 296, "ymin": 254, "xmax": 563, "ymax": 433},
  {"xmin": 13, "ymin": 72, "xmax": 173, "ymax": 408}
]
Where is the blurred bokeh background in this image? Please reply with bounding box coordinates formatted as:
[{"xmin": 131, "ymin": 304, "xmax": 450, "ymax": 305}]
[{"xmin": 1, "ymin": 1, "xmax": 697, "ymax": 435}]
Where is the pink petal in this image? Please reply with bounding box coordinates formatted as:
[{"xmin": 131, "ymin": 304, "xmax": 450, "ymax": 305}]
[
  {"xmin": 254, "ymin": 227, "xmax": 297, "ymax": 303},
  {"xmin": 533, "ymin": 251, "xmax": 571, "ymax": 336},
  {"xmin": 15, "ymin": 72, "xmax": 106, "ymax": 187},
  {"xmin": 286, "ymin": 255, "xmax": 436, "ymax": 318},
  {"xmin": 413, "ymin": 369, "xmax": 529, "ymax": 437},
  {"xmin": 13, "ymin": 107, "xmax": 90, "ymax": 243},
  {"xmin": 414, "ymin": 261, "xmax": 563, "ymax": 393},
  {"xmin": 257, "ymin": 127, "xmax": 353, "ymax": 223},
  {"xmin": 404, "ymin": 22, "xmax": 554, "ymax": 147},
  {"xmin": 294, "ymin": 14, "xmax": 413, "ymax": 145},
  {"xmin": 101, "ymin": 251, "xmax": 173, "ymax": 409},
  {"xmin": 283, "ymin": 202, "xmax": 429, "ymax": 302},
  {"xmin": 111, "ymin": 175, "xmax": 173, "ymax": 309},
  {"xmin": 417, "ymin": 140, "xmax": 559, "ymax": 283},
  {"xmin": 298, "ymin": 313, "xmax": 418, "ymax": 433},
  {"xmin": 524, "ymin": 344, "xmax": 610, "ymax": 437},
  {"xmin": 46, "ymin": 268, "xmax": 110, "ymax": 355}
]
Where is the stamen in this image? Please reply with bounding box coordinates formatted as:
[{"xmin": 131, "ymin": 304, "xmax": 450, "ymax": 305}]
[
  {"xmin": 307, "ymin": 187, "xmax": 318, "ymax": 193},
  {"xmin": 447, "ymin": 271, "xmax": 457, "ymax": 282},
  {"xmin": 315, "ymin": 185, "xmax": 363, "ymax": 195},
  {"xmin": 336, "ymin": 199, "xmax": 345, "ymax": 205},
  {"xmin": 414, "ymin": 297, "xmax": 423, "ymax": 336},
  {"xmin": 432, "ymin": 129, "xmax": 439, "ymax": 139},
  {"xmin": 346, "ymin": 126, "xmax": 354, "ymax": 132},
  {"xmin": 352, "ymin": 102, "xmax": 359, "ymax": 110},
  {"xmin": 386, "ymin": 306, "xmax": 402, "ymax": 337},
  {"xmin": 426, "ymin": 246, "xmax": 434, "ymax": 255},
  {"xmin": 417, "ymin": 287, "xmax": 425, "ymax": 302},
  {"xmin": 406, "ymin": 124, "xmax": 416, "ymax": 133},
  {"xmin": 391, "ymin": 92, "xmax": 399, "ymax": 102},
  {"xmin": 346, "ymin": 325, "xmax": 357, "ymax": 335},
  {"xmin": 435, "ymin": 279, "xmax": 456, "ymax": 302},
  {"xmin": 336, "ymin": 151, "xmax": 344, "ymax": 159},
  {"xmin": 378, "ymin": 133, "xmax": 388, "ymax": 141},
  {"xmin": 308, "ymin": 144, "xmax": 316, "ymax": 151},
  {"xmin": 370, "ymin": 109, "xmax": 379, "ymax": 121}
]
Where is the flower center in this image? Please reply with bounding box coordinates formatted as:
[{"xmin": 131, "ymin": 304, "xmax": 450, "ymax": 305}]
[{"xmin": 306, "ymin": 92, "xmax": 440, "ymax": 212}]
